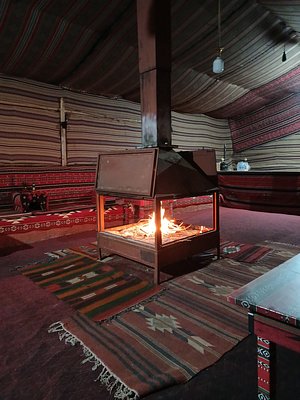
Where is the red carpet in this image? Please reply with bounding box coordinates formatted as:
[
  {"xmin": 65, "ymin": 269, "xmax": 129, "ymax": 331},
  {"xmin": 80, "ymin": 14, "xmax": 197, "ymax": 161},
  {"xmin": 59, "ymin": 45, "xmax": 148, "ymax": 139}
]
[{"xmin": 0, "ymin": 209, "xmax": 96, "ymax": 235}]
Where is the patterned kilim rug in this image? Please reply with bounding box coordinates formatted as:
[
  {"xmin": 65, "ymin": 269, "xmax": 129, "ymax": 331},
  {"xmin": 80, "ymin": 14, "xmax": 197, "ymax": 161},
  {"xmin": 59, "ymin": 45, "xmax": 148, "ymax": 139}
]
[
  {"xmin": 220, "ymin": 240, "xmax": 272, "ymax": 263},
  {"xmin": 21, "ymin": 248, "xmax": 160, "ymax": 322},
  {"xmin": 48, "ymin": 259, "xmax": 249, "ymax": 399},
  {"xmin": 48, "ymin": 241, "xmax": 300, "ymax": 399}
]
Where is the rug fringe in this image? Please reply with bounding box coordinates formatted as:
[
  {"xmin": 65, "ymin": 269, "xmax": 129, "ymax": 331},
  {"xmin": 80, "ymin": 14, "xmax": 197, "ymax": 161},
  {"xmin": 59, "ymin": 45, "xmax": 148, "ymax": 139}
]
[{"xmin": 48, "ymin": 321, "xmax": 139, "ymax": 400}]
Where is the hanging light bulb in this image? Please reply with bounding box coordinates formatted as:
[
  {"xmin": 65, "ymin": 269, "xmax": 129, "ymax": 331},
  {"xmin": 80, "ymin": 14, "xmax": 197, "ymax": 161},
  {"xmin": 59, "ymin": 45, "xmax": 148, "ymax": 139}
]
[
  {"xmin": 212, "ymin": 0, "xmax": 224, "ymax": 74},
  {"xmin": 213, "ymin": 48, "xmax": 224, "ymax": 73}
]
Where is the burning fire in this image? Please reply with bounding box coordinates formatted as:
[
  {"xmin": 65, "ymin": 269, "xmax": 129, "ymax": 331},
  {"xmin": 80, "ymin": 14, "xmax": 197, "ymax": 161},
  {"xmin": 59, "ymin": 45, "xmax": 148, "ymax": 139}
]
[
  {"xmin": 105, "ymin": 205, "xmax": 212, "ymax": 243},
  {"xmin": 138, "ymin": 208, "xmax": 185, "ymax": 236}
]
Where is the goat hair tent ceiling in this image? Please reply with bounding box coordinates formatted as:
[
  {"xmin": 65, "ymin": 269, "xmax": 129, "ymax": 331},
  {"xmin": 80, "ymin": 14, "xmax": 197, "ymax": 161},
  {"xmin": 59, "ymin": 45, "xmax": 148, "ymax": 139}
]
[{"xmin": 0, "ymin": 0, "xmax": 299, "ymax": 118}]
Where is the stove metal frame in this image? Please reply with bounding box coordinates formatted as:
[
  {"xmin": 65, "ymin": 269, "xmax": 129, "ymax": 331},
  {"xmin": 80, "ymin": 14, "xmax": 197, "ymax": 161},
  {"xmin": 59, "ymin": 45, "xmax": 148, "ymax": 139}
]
[
  {"xmin": 96, "ymin": 193, "xmax": 220, "ymax": 285},
  {"xmin": 95, "ymin": 148, "xmax": 220, "ymax": 284}
]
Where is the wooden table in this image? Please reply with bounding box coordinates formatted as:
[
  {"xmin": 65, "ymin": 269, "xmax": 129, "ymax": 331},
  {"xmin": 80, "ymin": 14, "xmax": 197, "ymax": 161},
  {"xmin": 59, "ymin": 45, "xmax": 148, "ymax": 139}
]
[{"xmin": 227, "ymin": 254, "xmax": 300, "ymax": 400}]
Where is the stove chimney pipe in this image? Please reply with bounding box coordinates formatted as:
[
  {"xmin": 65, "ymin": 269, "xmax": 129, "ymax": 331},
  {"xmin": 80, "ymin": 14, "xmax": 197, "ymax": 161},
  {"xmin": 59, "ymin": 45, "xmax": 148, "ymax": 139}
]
[{"xmin": 136, "ymin": 0, "xmax": 172, "ymax": 148}]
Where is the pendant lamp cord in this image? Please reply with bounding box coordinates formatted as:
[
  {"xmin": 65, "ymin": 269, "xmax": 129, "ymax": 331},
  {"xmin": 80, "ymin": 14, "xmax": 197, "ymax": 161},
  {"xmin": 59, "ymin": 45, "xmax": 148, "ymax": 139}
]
[{"xmin": 218, "ymin": 0, "xmax": 222, "ymax": 53}]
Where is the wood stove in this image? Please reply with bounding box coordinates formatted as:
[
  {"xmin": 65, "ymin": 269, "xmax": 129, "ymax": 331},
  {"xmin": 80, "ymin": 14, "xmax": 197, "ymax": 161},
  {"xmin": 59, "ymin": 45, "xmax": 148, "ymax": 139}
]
[
  {"xmin": 95, "ymin": 147, "xmax": 220, "ymax": 284},
  {"xmin": 95, "ymin": 1, "xmax": 220, "ymax": 284}
]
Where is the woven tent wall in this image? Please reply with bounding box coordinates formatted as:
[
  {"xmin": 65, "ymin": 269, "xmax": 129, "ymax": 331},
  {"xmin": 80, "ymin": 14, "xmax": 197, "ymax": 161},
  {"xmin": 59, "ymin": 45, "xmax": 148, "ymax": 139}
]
[
  {"xmin": 1, "ymin": 74, "xmax": 299, "ymax": 171},
  {"xmin": 231, "ymin": 132, "xmax": 300, "ymax": 172},
  {"xmin": 228, "ymin": 92, "xmax": 300, "ymax": 171},
  {"xmin": 0, "ymin": 75, "xmax": 232, "ymax": 166},
  {"xmin": 230, "ymin": 94, "xmax": 300, "ymax": 152},
  {"xmin": 0, "ymin": 77, "xmax": 61, "ymax": 165},
  {"xmin": 63, "ymin": 92, "xmax": 142, "ymax": 165}
]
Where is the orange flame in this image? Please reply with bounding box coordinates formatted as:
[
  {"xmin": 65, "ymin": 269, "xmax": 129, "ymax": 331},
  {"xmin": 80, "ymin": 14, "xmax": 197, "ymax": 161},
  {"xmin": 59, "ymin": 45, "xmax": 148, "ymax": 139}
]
[{"xmin": 139, "ymin": 208, "xmax": 184, "ymax": 236}]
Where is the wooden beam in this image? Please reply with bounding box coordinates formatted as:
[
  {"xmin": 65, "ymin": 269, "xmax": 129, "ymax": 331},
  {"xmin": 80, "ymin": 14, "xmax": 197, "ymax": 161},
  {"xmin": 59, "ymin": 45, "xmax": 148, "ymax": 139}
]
[
  {"xmin": 59, "ymin": 97, "xmax": 67, "ymax": 166},
  {"xmin": 136, "ymin": 0, "xmax": 172, "ymax": 148}
]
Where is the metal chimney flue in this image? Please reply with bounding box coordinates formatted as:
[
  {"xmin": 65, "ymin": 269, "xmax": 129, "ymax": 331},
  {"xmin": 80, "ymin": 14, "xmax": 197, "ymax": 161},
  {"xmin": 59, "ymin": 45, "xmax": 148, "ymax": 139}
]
[{"xmin": 136, "ymin": 0, "xmax": 172, "ymax": 148}]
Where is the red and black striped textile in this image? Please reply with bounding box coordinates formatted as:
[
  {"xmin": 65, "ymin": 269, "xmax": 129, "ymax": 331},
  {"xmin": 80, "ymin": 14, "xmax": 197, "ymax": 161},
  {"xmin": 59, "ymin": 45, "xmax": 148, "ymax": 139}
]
[{"xmin": 218, "ymin": 172, "xmax": 300, "ymax": 216}]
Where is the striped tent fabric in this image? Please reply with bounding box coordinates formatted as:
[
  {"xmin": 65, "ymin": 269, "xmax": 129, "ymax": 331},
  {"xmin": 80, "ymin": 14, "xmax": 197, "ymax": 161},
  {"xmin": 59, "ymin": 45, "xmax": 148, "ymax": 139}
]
[
  {"xmin": 0, "ymin": 76, "xmax": 61, "ymax": 165},
  {"xmin": 210, "ymin": 66, "xmax": 300, "ymax": 119},
  {"xmin": 0, "ymin": 103, "xmax": 60, "ymax": 165},
  {"xmin": 229, "ymin": 93, "xmax": 300, "ymax": 152},
  {"xmin": 64, "ymin": 92, "xmax": 142, "ymax": 165},
  {"xmin": 0, "ymin": 0, "xmax": 299, "ymax": 117},
  {"xmin": 0, "ymin": 75, "xmax": 232, "ymax": 167},
  {"xmin": 0, "ymin": 73, "xmax": 299, "ymax": 171},
  {"xmin": 171, "ymin": 111, "xmax": 232, "ymax": 153},
  {"xmin": 231, "ymin": 133, "xmax": 300, "ymax": 172},
  {"xmin": 0, "ymin": 0, "xmax": 135, "ymax": 90}
]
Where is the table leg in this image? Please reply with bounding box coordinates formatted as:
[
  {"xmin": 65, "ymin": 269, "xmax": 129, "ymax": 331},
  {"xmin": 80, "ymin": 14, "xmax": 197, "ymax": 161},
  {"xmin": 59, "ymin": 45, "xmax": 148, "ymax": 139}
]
[{"xmin": 257, "ymin": 336, "xmax": 276, "ymax": 400}]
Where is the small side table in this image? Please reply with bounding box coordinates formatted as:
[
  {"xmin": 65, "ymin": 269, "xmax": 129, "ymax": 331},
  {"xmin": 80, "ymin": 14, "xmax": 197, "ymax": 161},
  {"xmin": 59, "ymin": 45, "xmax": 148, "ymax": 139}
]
[{"xmin": 227, "ymin": 254, "xmax": 300, "ymax": 400}]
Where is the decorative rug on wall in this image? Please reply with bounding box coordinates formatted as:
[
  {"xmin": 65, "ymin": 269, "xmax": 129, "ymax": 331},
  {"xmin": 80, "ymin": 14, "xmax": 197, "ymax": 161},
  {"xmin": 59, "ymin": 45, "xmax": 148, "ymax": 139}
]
[
  {"xmin": 220, "ymin": 240, "xmax": 272, "ymax": 263},
  {"xmin": 21, "ymin": 251, "xmax": 160, "ymax": 323}
]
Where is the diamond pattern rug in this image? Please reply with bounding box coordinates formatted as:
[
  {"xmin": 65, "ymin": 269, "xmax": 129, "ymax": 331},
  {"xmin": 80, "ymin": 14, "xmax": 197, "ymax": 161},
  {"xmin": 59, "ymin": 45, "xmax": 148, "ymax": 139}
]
[
  {"xmin": 42, "ymin": 242, "xmax": 300, "ymax": 398},
  {"xmin": 49, "ymin": 257, "xmax": 250, "ymax": 399}
]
